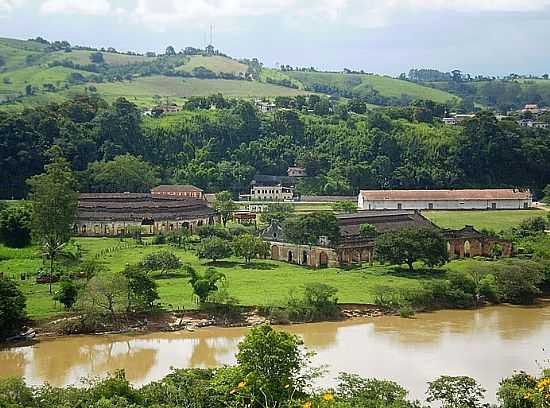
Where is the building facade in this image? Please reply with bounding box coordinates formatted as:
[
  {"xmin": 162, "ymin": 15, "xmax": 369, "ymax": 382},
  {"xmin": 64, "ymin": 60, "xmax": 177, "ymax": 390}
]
[
  {"xmin": 263, "ymin": 211, "xmax": 512, "ymax": 268},
  {"xmin": 358, "ymin": 189, "xmax": 532, "ymax": 211},
  {"xmin": 250, "ymin": 185, "xmax": 294, "ymax": 201},
  {"xmin": 151, "ymin": 185, "xmax": 205, "ymax": 200},
  {"xmin": 74, "ymin": 192, "xmax": 216, "ymax": 236}
]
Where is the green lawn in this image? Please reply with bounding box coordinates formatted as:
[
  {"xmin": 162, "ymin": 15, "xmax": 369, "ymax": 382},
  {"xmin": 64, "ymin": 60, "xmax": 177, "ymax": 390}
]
[
  {"xmin": 0, "ymin": 235, "xmax": 518, "ymax": 320},
  {"xmin": 424, "ymin": 210, "xmax": 547, "ymax": 231}
]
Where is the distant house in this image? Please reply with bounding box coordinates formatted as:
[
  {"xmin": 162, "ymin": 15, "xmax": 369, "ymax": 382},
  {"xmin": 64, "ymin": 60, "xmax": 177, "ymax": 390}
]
[
  {"xmin": 442, "ymin": 113, "xmax": 475, "ymax": 125},
  {"xmin": 151, "ymin": 185, "xmax": 205, "ymax": 200},
  {"xmin": 517, "ymin": 119, "xmax": 550, "ymax": 129},
  {"xmin": 287, "ymin": 166, "xmax": 306, "ymax": 177},
  {"xmin": 357, "ymin": 189, "xmax": 532, "ymax": 211},
  {"xmin": 255, "ymin": 100, "xmax": 276, "ymax": 113},
  {"xmin": 248, "ymin": 184, "xmax": 294, "ymax": 201}
]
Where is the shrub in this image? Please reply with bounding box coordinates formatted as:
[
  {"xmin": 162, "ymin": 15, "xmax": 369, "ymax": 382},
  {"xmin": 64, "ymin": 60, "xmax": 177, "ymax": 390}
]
[
  {"xmin": 53, "ymin": 278, "xmax": 79, "ymax": 309},
  {"xmin": 336, "ymin": 373, "xmax": 415, "ymax": 408},
  {"xmin": 196, "ymin": 225, "xmax": 232, "ymax": 240},
  {"xmin": 0, "ymin": 279, "xmax": 27, "ymax": 339},
  {"xmin": 493, "ymin": 261, "xmax": 544, "ymax": 304},
  {"xmin": 196, "ymin": 237, "xmax": 233, "ymax": 262},
  {"xmin": 427, "ymin": 376, "xmax": 486, "ymax": 408},
  {"xmin": 287, "ymin": 283, "xmax": 340, "ymax": 322},
  {"xmin": 0, "ymin": 205, "xmax": 32, "ymax": 248}
]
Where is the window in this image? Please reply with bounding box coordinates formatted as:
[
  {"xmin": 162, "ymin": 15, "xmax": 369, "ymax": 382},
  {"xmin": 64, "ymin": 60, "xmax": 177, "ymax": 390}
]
[
  {"xmin": 397, "ymin": 203, "xmax": 402, "ymax": 210},
  {"xmin": 523, "ymin": 202, "xmax": 528, "ymax": 209},
  {"xmin": 491, "ymin": 202, "xmax": 497, "ymax": 210},
  {"xmin": 428, "ymin": 203, "xmax": 434, "ymax": 210}
]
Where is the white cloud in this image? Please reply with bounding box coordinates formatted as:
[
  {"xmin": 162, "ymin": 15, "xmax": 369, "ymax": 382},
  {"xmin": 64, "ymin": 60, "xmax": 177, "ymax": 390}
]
[
  {"xmin": 127, "ymin": 0, "xmax": 550, "ymax": 29},
  {"xmin": 0, "ymin": 0, "xmax": 26, "ymax": 13},
  {"xmin": 40, "ymin": 0, "xmax": 112, "ymax": 15}
]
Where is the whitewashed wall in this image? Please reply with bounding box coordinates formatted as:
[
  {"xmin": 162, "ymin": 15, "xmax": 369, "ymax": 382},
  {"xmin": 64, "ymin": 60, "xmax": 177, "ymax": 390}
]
[{"xmin": 358, "ymin": 198, "xmax": 532, "ymax": 210}]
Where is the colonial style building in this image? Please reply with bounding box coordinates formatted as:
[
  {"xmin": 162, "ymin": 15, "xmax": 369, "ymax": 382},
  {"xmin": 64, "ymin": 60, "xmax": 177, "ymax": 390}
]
[
  {"xmin": 74, "ymin": 192, "xmax": 216, "ymax": 236},
  {"xmin": 358, "ymin": 189, "xmax": 532, "ymax": 211},
  {"xmin": 263, "ymin": 211, "xmax": 511, "ymax": 268}
]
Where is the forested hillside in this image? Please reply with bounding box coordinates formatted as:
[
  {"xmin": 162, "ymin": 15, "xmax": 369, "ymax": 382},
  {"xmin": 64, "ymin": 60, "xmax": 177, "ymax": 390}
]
[{"xmin": 1, "ymin": 94, "xmax": 549, "ymax": 200}]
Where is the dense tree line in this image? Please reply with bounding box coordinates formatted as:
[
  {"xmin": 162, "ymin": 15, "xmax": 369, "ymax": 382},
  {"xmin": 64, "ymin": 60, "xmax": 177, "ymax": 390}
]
[{"xmin": 1, "ymin": 95, "xmax": 549, "ymax": 199}]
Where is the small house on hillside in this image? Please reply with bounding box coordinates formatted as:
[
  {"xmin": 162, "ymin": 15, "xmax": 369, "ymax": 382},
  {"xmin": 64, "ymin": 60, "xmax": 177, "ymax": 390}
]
[{"xmin": 151, "ymin": 185, "xmax": 205, "ymax": 200}]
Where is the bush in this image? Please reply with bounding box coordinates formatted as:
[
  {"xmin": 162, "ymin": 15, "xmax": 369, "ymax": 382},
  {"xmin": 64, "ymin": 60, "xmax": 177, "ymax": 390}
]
[
  {"xmin": 427, "ymin": 375, "xmax": 486, "ymax": 408},
  {"xmin": 53, "ymin": 278, "xmax": 79, "ymax": 309},
  {"xmin": 152, "ymin": 232, "xmax": 166, "ymax": 245},
  {"xmin": 196, "ymin": 225, "xmax": 232, "ymax": 240},
  {"xmin": 0, "ymin": 279, "xmax": 27, "ymax": 339},
  {"xmin": 0, "ymin": 205, "xmax": 32, "ymax": 248},
  {"xmin": 493, "ymin": 261, "xmax": 544, "ymax": 304},
  {"xmin": 196, "ymin": 237, "xmax": 233, "ymax": 262},
  {"xmin": 286, "ymin": 283, "xmax": 340, "ymax": 322}
]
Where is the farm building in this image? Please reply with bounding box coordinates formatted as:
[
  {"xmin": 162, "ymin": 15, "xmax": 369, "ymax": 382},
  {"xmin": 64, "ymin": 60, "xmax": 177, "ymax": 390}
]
[
  {"xmin": 74, "ymin": 192, "xmax": 216, "ymax": 236},
  {"xmin": 263, "ymin": 211, "xmax": 512, "ymax": 268},
  {"xmin": 151, "ymin": 184, "xmax": 205, "ymax": 200},
  {"xmin": 357, "ymin": 189, "xmax": 532, "ymax": 211}
]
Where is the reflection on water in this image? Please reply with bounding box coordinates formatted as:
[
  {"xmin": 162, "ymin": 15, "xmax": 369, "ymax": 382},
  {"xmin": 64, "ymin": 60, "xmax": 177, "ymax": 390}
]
[{"xmin": 1, "ymin": 304, "xmax": 549, "ymax": 401}]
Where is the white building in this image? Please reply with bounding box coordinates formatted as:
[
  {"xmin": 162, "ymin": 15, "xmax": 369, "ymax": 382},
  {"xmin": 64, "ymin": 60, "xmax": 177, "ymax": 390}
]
[
  {"xmin": 358, "ymin": 189, "xmax": 532, "ymax": 211},
  {"xmin": 250, "ymin": 185, "xmax": 294, "ymax": 201}
]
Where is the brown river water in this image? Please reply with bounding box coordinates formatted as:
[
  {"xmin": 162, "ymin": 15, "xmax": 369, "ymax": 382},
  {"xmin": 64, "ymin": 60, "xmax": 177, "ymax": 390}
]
[{"xmin": 1, "ymin": 304, "xmax": 549, "ymax": 402}]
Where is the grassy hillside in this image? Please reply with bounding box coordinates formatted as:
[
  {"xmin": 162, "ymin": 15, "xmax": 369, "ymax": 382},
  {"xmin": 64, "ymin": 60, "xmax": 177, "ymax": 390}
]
[
  {"xmin": 176, "ymin": 55, "xmax": 248, "ymax": 76},
  {"xmin": 0, "ymin": 36, "xmax": 462, "ymax": 110},
  {"xmin": 286, "ymin": 71, "xmax": 459, "ymax": 103}
]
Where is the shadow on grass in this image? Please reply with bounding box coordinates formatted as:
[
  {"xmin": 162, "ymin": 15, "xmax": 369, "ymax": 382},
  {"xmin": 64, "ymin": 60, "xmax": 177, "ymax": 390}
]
[
  {"xmin": 205, "ymin": 260, "xmax": 278, "ymax": 270},
  {"xmin": 151, "ymin": 272, "xmax": 190, "ymax": 280},
  {"xmin": 386, "ymin": 267, "xmax": 446, "ymax": 279}
]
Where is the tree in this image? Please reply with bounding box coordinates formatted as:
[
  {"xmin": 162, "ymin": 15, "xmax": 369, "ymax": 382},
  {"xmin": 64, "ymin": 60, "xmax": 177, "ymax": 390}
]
[
  {"xmin": 165, "ymin": 46, "xmax": 176, "ymax": 56},
  {"xmin": 214, "ymin": 191, "xmax": 238, "ymax": 227},
  {"xmin": 332, "ymin": 200, "xmax": 357, "ymax": 214},
  {"xmin": 123, "ymin": 265, "xmax": 159, "ymax": 310},
  {"xmin": 360, "ymin": 223, "xmax": 377, "ymax": 239},
  {"xmin": 427, "ymin": 376, "xmax": 486, "ymax": 408},
  {"xmin": 0, "ymin": 279, "xmax": 26, "ymax": 340},
  {"xmin": 167, "ymin": 228, "xmax": 192, "ymax": 249},
  {"xmin": 0, "ymin": 204, "xmax": 32, "ymax": 248},
  {"xmin": 188, "ymin": 267, "xmax": 225, "ymax": 303},
  {"xmin": 196, "ymin": 237, "xmax": 232, "ymax": 262},
  {"xmin": 79, "ymin": 272, "xmax": 129, "ymax": 320},
  {"xmin": 28, "ymin": 152, "xmax": 78, "ymax": 294},
  {"xmin": 140, "ymin": 251, "xmax": 182, "ymax": 276},
  {"xmin": 53, "ymin": 278, "xmax": 78, "ymax": 309},
  {"xmin": 236, "ymin": 325, "xmax": 310, "ymax": 406},
  {"xmin": 375, "ymin": 227, "xmax": 448, "ymax": 272},
  {"xmin": 89, "ymin": 52, "xmax": 104, "ymax": 64},
  {"xmin": 82, "ymin": 154, "xmax": 159, "ymax": 193},
  {"xmin": 336, "ymin": 373, "xmax": 412, "ymax": 407},
  {"xmin": 232, "ymin": 234, "xmax": 269, "ymax": 263},
  {"xmin": 259, "ymin": 202, "xmax": 295, "ymax": 224},
  {"xmin": 493, "ymin": 260, "xmax": 544, "ymax": 304},
  {"xmin": 283, "ymin": 212, "xmax": 340, "ymax": 246}
]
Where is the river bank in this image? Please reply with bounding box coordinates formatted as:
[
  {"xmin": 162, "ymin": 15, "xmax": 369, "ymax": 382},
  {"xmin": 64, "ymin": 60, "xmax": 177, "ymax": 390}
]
[
  {"xmin": 7, "ymin": 303, "xmax": 389, "ymax": 344},
  {"xmin": 1, "ymin": 303, "xmax": 548, "ymax": 403}
]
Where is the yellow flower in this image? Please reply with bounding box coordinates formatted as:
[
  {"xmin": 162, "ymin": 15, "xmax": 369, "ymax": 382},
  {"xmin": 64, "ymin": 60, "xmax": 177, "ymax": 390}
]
[
  {"xmin": 229, "ymin": 388, "xmax": 237, "ymax": 395},
  {"xmin": 303, "ymin": 401, "xmax": 312, "ymax": 408},
  {"xmin": 523, "ymin": 393, "xmax": 531, "ymax": 400},
  {"xmin": 322, "ymin": 392, "xmax": 334, "ymax": 401},
  {"xmin": 284, "ymin": 384, "xmax": 290, "ymax": 389},
  {"xmin": 238, "ymin": 381, "xmax": 247, "ymax": 388}
]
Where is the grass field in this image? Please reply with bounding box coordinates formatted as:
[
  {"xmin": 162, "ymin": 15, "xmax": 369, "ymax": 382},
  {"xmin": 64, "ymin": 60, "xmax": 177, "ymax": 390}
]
[
  {"xmin": 424, "ymin": 210, "xmax": 547, "ymax": 231},
  {"xmin": 1, "ymin": 231, "xmax": 528, "ymax": 319},
  {"xmin": 286, "ymin": 71, "xmax": 459, "ymax": 103},
  {"xmin": 176, "ymin": 55, "xmax": 248, "ymax": 76}
]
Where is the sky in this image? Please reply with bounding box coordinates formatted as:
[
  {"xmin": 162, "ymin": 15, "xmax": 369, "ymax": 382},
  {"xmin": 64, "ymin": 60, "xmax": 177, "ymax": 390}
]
[{"xmin": 1, "ymin": 0, "xmax": 550, "ymax": 76}]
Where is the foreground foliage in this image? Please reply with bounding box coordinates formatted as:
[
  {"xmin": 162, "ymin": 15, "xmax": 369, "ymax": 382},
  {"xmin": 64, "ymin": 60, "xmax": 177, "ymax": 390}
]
[{"xmin": 0, "ymin": 325, "xmax": 548, "ymax": 407}]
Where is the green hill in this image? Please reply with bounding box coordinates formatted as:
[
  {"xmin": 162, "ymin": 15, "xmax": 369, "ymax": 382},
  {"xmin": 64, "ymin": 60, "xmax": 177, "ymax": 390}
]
[
  {"xmin": 283, "ymin": 71, "xmax": 459, "ymax": 104},
  {"xmin": 0, "ymin": 36, "xmax": 463, "ymax": 110}
]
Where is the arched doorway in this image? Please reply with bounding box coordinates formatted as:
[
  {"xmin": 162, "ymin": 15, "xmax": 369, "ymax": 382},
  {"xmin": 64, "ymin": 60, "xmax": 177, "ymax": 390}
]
[
  {"xmin": 302, "ymin": 251, "xmax": 308, "ymax": 265},
  {"xmin": 464, "ymin": 240, "xmax": 471, "ymax": 257},
  {"xmin": 319, "ymin": 252, "xmax": 328, "ymax": 268},
  {"xmin": 271, "ymin": 246, "xmax": 279, "ymax": 259},
  {"xmin": 288, "ymin": 251, "xmax": 293, "ymax": 263}
]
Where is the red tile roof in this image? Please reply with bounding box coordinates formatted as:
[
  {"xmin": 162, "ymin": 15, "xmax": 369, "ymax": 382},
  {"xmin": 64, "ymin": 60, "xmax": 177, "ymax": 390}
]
[{"xmin": 360, "ymin": 189, "xmax": 531, "ymax": 201}]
